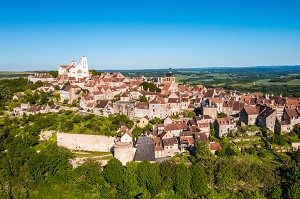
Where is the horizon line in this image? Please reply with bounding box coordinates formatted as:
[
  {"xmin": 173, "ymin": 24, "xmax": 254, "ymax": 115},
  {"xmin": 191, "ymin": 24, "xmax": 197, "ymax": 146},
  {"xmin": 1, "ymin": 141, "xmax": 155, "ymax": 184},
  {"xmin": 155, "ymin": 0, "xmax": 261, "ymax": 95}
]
[{"xmin": 1, "ymin": 64, "xmax": 300, "ymax": 73}]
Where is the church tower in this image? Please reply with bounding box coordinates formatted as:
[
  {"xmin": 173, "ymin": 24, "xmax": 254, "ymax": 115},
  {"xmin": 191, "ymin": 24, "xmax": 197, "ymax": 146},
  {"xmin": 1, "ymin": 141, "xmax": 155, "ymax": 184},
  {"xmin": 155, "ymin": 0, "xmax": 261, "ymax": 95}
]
[
  {"xmin": 165, "ymin": 68, "xmax": 176, "ymax": 83},
  {"xmin": 80, "ymin": 56, "xmax": 89, "ymax": 78},
  {"xmin": 80, "ymin": 56, "xmax": 88, "ymax": 70}
]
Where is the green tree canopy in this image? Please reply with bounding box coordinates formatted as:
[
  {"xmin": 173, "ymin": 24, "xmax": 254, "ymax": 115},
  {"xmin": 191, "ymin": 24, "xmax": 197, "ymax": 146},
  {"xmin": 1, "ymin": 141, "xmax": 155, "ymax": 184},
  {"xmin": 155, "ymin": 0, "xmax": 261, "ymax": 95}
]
[{"xmin": 103, "ymin": 158, "xmax": 124, "ymax": 187}]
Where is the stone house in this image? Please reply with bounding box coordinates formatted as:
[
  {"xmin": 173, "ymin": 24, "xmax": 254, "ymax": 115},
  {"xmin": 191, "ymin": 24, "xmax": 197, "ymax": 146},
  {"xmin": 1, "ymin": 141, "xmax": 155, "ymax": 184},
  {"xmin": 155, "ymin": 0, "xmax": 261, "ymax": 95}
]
[
  {"xmin": 103, "ymin": 89, "xmax": 115, "ymax": 100},
  {"xmin": 164, "ymin": 122, "xmax": 188, "ymax": 137},
  {"xmin": 179, "ymin": 131, "xmax": 195, "ymax": 151},
  {"xmin": 93, "ymin": 100, "xmax": 113, "ymax": 116},
  {"xmin": 154, "ymin": 136, "xmax": 164, "ymax": 158},
  {"xmin": 92, "ymin": 91, "xmax": 104, "ymax": 101},
  {"xmin": 256, "ymin": 108, "xmax": 277, "ymax": 132},
  {"xmin": 120, "ymin": 131, "xmax": 132, "ymax": 143},
  {"xmin": 113, "ymin": 101, "xmax": 135, "ymax": 119},
  {"xmin": 282, "ymin": 108, "xmax": 300, "ymax": 126},
  {"xmin": 239, "ymin": 107, "xmax": 259, "ymax": 126},
  {"xmin": 134, "ymin": 102, "xmax": 149, "ymax": 118},
  {"xmin": 162, "ymin": 137, "xmax": 179, "ymax": 157},
  {"xmin": 275, "ymin": 119, "xmax": 293, "ymax": 134},
  {"xmin": 206, "ymin": 98, "xmax": 223, "ymax": 113},
  {"xmin": 223, "ymin": 100, "xmax": 245, "ymax": 116},
  {"xmin": 159, "ymin": 131, "xmax": 174, "ymax": 139},
  {"xmin": 167, "ymin": 98, "xmax": 181, "ymax": 115},
  {"xmin": 214, "ymin": 117, "xmax": 237, "ymax": 137},
  {"xmin": 13, "ymin": 103, "xmax": 30, "ymax": 116},
  {"xmin": 60, "ymin": 85, "xmax": 81, "ymax": 103},
  {"xmin": 120, "ymin": 92, "xmax": 131, "ymax": 101},
  {"xmin": 196, "ymin": 122, "xmax": 210, "ymax": 138},
  {"xmin": 149, "ymin": 96, "xmax": 170, "ymax": 119},
  {"xmin": 129, "ymin": 90, "xmax": 142, "ymax": 100},
  {"xmin": 80, "ymin": 95, "xmax": 94, "ymax": 109},
  {"xmin": 201, "ymin": 100, "xmax": 218, "ymax": 119}
]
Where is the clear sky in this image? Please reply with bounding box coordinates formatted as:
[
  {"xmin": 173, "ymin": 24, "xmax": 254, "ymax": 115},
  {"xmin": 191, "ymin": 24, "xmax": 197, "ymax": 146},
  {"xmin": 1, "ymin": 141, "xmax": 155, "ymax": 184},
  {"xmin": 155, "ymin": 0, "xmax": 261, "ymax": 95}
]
[{"xmin": 0, "ymin": 0, "xmax": 300, "ymax": 71}]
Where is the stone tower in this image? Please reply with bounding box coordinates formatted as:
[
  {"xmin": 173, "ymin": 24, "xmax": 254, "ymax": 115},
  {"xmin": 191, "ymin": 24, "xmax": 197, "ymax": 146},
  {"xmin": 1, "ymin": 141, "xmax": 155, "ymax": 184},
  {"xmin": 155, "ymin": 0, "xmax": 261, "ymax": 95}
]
[{"xmin": 165, "ymin": 68, "xmax": 176, "ymax": 83}]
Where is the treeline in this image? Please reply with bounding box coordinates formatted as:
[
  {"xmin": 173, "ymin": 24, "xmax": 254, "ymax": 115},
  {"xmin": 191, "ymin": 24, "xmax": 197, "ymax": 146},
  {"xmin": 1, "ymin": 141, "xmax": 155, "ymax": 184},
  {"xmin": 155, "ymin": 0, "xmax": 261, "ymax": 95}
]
[
  {"xmin": 224, "ymin": 84, "xmax": 300, "ymax": 97},
  {"xmin": 0, "ymin": 77, "xmax": 43, "ymax": 101},
  {"xmin": 1, "ymin": 138, "xmax": 300, "ymax": 198},
  {"xmin": 269, "ymin": 75, "xmax": 300, "ymax": 82}
]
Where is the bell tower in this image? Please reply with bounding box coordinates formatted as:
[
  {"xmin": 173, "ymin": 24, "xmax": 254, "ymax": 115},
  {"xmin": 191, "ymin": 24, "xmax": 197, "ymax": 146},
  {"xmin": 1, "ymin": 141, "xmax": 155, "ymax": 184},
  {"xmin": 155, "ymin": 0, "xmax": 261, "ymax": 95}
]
[{"xmin": 80, "ymin": 56, "xmax": 89, "ymax": 78}]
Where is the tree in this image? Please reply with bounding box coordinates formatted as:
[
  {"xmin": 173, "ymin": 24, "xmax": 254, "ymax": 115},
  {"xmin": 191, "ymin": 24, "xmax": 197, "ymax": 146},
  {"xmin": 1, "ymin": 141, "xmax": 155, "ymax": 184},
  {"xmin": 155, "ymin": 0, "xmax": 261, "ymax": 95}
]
[
  {"xmin": 268, "ymin": 185, "xmax": 282, "ymax": 199},
  {"xmin": 190, "ymin": 164, "xmax": 208, "ymax": 197},
  {"xmin": 139, "ymin": 95, "xmax": 148, "ymax": 102},
  {"xmin": 136, "ymin": 161, "xmax": 162, "ymax": 196},
  {"xmin": 217, "ymin": 112, "xmax": 227, "ymax": 118},
  {"xmin": 42, "ymin": 144, "xmax": 73, "ymax": 174},
  {"xmin": 160, "ymin": 161, "xmax": 176, "ymax": 190},
  {"xmin": 216, "ymin": 143, "xmax": 239, "ymax": 157},
  {"xmin": 288, "ymin": 180, "xmax": 300, "ymax": 199},
  {"xmin": 183, "ymin": 110, "xmax": 196, "ymax": 118},
  {"xmin": 49, "ymin": 71, "xmax": 58, "ymax": 78},
  {"xmin": 103, "ymin": 158, "xmax": 124, "ymax": 187},
  {"xmin": 114, "ymin": 114, "xmax": 134, "ymax": 129},
  {"xmin": 210, "ymin": 123, "xmax": 216, "ymax": 137},
  {"xmin": 174, "ymin": 164, "xmax": 191, "ymax": 196},
  {"xmin": 121, "ymin": 161, "xmax": 140, "ymax": 198},
  {"xmin": 90, "ymin": 69, "xmax": 101, "ymax": 76},
  {"xmin": 149, "ymin": 118, "xmax": 164, "ymax": 125},
  {"xmin": 132, "ymin": 127, "xmax": 144, "ymax": 138},
  {"xmin": 139, "ymin": 82, "xmax": 157, "ymax": 92},
  {"xmin": 194, "ymin": 141, "xmax": 212, "ymax": 160}
]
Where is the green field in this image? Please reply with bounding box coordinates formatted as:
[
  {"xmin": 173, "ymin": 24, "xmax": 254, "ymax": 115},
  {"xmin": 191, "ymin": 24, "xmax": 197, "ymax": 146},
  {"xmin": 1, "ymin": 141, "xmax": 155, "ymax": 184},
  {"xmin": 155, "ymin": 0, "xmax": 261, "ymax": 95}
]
[
  {"xmin": 209, "ymin": 73, "xmax": 231, "ymax": 79},
  {"xmin": 254, "ymin": 79, "xmax": 300, "ymax": 86}
]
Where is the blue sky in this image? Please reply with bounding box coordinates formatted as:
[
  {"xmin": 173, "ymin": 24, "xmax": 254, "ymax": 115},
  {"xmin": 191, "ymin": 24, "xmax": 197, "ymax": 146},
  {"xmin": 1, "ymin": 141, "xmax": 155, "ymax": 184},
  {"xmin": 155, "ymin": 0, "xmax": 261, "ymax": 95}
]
[{"xmin": 0, "ymin": 0, "xmax": 300, "ymax": 71}]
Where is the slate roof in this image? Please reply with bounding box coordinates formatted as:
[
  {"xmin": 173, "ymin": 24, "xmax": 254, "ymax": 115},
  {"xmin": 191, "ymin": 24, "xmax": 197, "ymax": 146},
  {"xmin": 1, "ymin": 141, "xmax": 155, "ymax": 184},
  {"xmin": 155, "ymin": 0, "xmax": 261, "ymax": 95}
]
[{"xmin": 134, "ymin": 137, "xmax": 155, "ymax": 161}]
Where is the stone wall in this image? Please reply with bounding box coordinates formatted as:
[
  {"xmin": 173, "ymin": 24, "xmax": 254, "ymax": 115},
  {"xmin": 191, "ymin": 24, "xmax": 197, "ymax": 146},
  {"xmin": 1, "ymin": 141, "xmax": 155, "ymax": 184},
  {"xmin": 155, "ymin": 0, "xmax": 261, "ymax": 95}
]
[{"xmin": 57, "ymin": 132, "xmax": 115, "ymax": 152}]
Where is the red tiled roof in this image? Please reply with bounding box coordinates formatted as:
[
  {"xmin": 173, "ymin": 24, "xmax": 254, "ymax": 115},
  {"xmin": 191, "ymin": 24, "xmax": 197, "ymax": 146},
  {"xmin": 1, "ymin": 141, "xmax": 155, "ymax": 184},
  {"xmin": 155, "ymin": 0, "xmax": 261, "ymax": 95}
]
[{"xmin": 210, "ymin": 142, "xmax": 222, "ymax": 151}]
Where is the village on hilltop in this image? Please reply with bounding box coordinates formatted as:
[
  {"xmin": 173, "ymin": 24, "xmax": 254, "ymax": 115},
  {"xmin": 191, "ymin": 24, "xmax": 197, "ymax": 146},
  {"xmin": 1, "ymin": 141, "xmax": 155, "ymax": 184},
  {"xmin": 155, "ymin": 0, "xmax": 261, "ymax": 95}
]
[{"xmin": 11, "ymin": 56, "xmax": 300, "ymax": 165}]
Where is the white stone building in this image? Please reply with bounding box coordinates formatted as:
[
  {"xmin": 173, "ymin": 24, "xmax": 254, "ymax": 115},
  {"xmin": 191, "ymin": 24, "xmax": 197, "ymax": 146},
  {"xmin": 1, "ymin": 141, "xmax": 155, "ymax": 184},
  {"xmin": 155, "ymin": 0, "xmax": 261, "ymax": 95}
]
[{"xmin": 58, "ymin": 56, "xmax": 89, "ymax": 81}]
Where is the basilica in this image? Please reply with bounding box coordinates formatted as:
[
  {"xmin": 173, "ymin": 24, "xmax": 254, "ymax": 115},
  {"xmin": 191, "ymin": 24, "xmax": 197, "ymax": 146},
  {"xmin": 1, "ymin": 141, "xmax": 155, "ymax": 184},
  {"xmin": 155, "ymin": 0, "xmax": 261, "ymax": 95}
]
[{"xmin": 58, "ymin": 56, "xmax": 89, "ymax": 81}]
